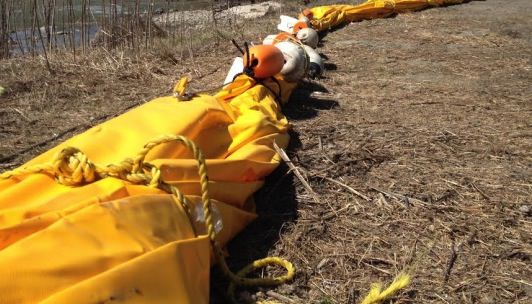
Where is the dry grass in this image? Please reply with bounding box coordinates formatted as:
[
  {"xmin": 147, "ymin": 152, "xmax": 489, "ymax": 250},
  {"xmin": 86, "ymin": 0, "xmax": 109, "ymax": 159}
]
[
  {"xmin": 1, "ymin": 0, "xmax": 531, "ymax": 303},
  {"xmin": 214, "ymin": 1, "xmax": 532, "ymax": 303},
  {"xmin": 0, "ymin": 0, "xmax": 298, "ymax": 165},
  {"xmin": 0, "ymin": 0, "xmax": 302, "ymax": 58},
  {"xmin": 0, "ymin": 47, "xmax": 236, "ymax": 165}
]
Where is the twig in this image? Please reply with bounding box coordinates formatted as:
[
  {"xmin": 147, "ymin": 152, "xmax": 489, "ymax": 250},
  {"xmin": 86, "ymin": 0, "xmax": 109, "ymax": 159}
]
[
  {"xmin": 405, "ymin": 239, "xmax": 418, "ymax": 266},
  {"xmin": 359, "ymin": 256, "xmax": 397, "ymax": 266},
  {"xmin": 357, "ymin": 237, "xmax": 375, "ymax": 267},
  {"xmin": 12, "ymin": 108, "xmax": 30, "ymax": 121},
  {"xmin": 310, "ymin": 281, "xmax": 337, "ymax": 304},
  {"xmin": 364, "ymin": 262, "xmax": 392, "ymax": 275},
  {"xmin": 491, "ymin": 276, "xmax": 532, "ymax": 288},
  {"xmin": 322, "ymin": 203, "xmax": 355, "ymax": 220},
  {"xmin": 369, "ymin": 186, "xmax": 427, "ymax": 207},
  {"xmin": 0, "ymin": 123, "xmax": 82, "ymax": 164},
  {"xmin": 443, "ymin": 240, "xmax": 458, "ymax": 283},
  {"xmin": 273, "ymin": 142, "xmax": 317, "ymax": 198},
  {"xmin": 443, "ymin": 232, "xmax": 473, "ymax": 283},
  {"xmin": 470, "ymin": 182, "xmax": 491, "ymax": 202},
  {"xmin": 320, "ymin": 175, "xmax": 370, "ymax": 201},
  {"xmin": 377, "ymin": 193, "xmax": 391, "ymax": 208},
  {"xmin": 0, "ymin": 163, "xmax": 16, "ymax": 169}
]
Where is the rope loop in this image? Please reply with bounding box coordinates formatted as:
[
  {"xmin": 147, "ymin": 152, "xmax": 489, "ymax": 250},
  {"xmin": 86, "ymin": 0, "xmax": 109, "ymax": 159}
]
[{"xmin": 227, "ymin": 256, "xmax": 295, "ymax": 300}]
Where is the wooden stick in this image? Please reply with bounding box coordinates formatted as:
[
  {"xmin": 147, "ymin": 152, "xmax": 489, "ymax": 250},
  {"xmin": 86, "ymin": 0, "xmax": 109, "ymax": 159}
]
[{"xmin": 273, "ymin": 142, "xmax": 319, "ymax": 200}]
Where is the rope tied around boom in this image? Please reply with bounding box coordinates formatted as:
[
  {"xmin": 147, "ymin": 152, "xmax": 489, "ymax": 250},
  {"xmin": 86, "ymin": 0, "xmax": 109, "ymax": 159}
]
[{"xmin": 0, "ymin": 134, "xmax": 295, "ymax": 303}]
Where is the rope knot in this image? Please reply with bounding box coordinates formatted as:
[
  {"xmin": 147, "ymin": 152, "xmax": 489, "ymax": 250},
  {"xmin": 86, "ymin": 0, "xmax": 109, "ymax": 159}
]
[
  {"xmin": 105, "ymin": 159, "xmax": 134, "ymax": 180},
  {"xmin": 52, "ymin": 147, "xmax": 97, "ymax": 186},
  {"xmin": 124, "ymin": 164, "xmax": 161, "ymax": 188}
]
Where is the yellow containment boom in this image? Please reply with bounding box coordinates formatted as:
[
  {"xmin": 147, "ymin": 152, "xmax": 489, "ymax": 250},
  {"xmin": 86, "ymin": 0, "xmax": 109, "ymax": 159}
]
[
  {"xmin": 306, "ymin": 0, "xmax": 469, "ymax": 31},
  {"xmin": 0, "ymin": 75, "xmax": 294, "ymax": 304}
]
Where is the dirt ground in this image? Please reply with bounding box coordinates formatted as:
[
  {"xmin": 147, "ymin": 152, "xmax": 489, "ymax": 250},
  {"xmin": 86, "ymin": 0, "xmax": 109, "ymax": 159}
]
[{"xmin": 0, "ymin": 0, "xmax": 531, "ymax": 303}]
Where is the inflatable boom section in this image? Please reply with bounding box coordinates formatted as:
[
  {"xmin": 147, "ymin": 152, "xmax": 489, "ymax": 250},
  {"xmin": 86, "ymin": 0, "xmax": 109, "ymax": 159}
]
[
  {"xmin": 0, "ymin": 76, "xmax": 293, "ymax": 304},
  {"xmin": 306, "ymin": 0, "xmax": 469, "ymax": 31}
]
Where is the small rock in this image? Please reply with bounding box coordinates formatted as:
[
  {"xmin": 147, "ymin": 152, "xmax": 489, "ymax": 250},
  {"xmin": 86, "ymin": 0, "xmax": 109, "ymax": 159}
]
[
  {"xmin": 0, "ymin": 86, "xmax": 5, "ymax": 96},
  {"xmin": 519, "ymin": 205, "xmax": 531, "ymax": 216}
]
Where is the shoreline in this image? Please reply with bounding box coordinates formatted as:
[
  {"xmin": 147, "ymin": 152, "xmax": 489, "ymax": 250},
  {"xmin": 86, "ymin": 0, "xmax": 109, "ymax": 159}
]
[{"xmin": 5, "ymin": 1, "xmax": 281, "ymax": 57}]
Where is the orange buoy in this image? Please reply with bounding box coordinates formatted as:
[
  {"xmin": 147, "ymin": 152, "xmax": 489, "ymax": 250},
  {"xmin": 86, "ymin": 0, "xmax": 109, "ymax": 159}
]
[
  {"xmin": 243, "ymin": 44, "xmax": 285, "ymax": 79},
  {"xmin": 292, "ymin": 21, "xmax": 309, "ymax": 34}
]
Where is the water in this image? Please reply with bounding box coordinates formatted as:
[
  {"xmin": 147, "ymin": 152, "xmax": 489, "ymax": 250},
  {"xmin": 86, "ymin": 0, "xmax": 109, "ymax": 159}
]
[
  {"xmin": 9, "ymin": 0, "xmax": 214, "ymax": 26},
  {"xmin": 6, "ymin": 0, "xmax": 216, "ymax": 55},
  {"xmin": 9, "ymin": 25, "xmax": 100, "ymax": 55}
]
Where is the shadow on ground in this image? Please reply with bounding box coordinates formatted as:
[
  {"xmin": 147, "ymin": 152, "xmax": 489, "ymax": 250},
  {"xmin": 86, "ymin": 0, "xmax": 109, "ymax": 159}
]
[
  {"xmin": 209, "ymin": 81, "xmax": 338, "ymax": 303},
  {"xmin": 283, "ymin": 80, "xmax": 339, "ymax": 120}
]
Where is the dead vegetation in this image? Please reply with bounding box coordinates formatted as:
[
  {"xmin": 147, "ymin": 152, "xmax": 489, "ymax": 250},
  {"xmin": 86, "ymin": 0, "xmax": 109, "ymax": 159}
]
[
  {"xmin": 215, "ymin": 1, "xmax": 532, "ymax": 303},
  {"xmin": 0, "ymin": 0, "xmax": 293, "ymax": 59},
  {"xmin": 1, "ymin": 0, "xmax": 531, "ymax": 303},
  {"xmin": 0, "ymin": 1, "xmax": 294, "ymax": 165}
]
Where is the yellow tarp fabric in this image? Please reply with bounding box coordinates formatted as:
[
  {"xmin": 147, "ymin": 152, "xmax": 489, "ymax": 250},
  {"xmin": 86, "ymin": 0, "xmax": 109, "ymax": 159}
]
[
  {"xmin": 309, "ymin": 0, "xmax": 467, "ymax": 31},
  {"xmin": 0, "ymin": 75, "xmax": 293, "ymax": 304}
]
